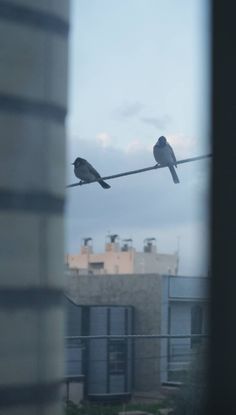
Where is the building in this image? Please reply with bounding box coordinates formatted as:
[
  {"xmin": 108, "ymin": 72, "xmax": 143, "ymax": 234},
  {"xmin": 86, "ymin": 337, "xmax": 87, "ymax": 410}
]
[
  {"xmin": 65, "ymin": 270, "xmax": 209, "ymax": 400},
  {"xmin": 65, "ymin": 298, "xmax": 133, "ymax": 402},
  {"xmin": 160, "ymin": 275, "xmax": 209, "ymax": 384},
  {"xmin": 66, "ymin": 234, "xmax": 179, "ymax": 275}
]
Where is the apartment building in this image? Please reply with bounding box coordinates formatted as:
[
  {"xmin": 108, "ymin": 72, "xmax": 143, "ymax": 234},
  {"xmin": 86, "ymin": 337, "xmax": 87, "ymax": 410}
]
[
  {"xmin": 65, "ymin": 270, "xmax": 209, "ymax": 401},
  {"xmin": 66, "ymin": 235, "xmax": 179, "ymax": 276}
]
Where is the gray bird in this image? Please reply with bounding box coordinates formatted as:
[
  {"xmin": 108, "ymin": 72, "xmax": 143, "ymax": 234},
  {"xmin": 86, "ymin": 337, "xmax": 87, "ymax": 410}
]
[
  {"xmin": 72, "ymin": 157, "xmax": 111, "ymax": 189},
  {"xmin": 153, "ymin": 136, "xmax": 180, "ymax": 184}
]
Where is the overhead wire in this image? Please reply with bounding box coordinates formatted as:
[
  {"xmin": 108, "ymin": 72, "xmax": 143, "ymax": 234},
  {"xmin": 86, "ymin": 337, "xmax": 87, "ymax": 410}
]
[{"xmin": 66, "ymin": 153, "xmax": 212, "ymax": 188}]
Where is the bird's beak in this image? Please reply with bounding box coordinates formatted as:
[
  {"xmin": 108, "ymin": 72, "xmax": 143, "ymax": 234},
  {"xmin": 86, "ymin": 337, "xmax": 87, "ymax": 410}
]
[{"xmin": 71, "ymin": 162, "xmax": 74, "ymax": 165}]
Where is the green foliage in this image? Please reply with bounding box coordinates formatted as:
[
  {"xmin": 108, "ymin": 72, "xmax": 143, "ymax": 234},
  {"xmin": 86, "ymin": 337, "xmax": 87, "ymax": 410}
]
[{"xmin": 65, "ymin": 400, "xmax": 162, "ymax": 415}]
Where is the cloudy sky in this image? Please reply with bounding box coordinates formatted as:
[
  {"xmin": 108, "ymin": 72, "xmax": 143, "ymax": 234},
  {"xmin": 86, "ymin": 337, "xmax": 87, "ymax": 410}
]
[{"xmin": 65, "ymin": 0, "xmax": 211, "ymax": 276}]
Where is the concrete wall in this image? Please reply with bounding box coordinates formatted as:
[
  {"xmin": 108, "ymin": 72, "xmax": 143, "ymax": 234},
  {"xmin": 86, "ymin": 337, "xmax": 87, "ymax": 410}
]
[
  {"xmin": 66, "ymin": 272, "xmax": 209, "ymax": 390},
  {"xmin": 0, "ymin": 1, "xmax": 69, "ymax": 414},
  {"xmin": 66, "ymin": 272, "xmax": 163, "ymax": 392},
  {"xmin": 134, "ymin": 252, "xmax": 179, "ymax": 275}
]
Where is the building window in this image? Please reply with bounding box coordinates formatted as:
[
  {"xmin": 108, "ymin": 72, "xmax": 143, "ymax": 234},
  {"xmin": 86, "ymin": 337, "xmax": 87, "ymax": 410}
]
[
  {"xmin": 191, "ymin": 304, "xmax": 203, "ymax": 348},
  {"xmin": 108, "ymin": 340, "xmax": 126, "ymax": 375},
  {"xmin": 89, "ymin": 262, "xmax": 104, "ymax": 270}
]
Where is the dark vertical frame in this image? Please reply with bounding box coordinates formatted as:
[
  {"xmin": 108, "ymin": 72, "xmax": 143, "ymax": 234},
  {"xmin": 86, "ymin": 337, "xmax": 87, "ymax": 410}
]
[
  {"xmin": 209, "ymin": 0, "xmax": 236, "ymax": 412},
  {"xmin": 167, "ymin": 305, "xmax": 171, "ymax": 381},
  {"xmin": 82, "ymin": 306, "xmax": 90, "ymax": 399},
  {"xmin": 124, "ymin": 307, "xmax": 128, "ymax": 393},
  {"xmin": 65, "ymin": 380, "xmax": 70, "ymax": 405},
  {"xmin": 131, "ymin": 306, "xmax": 135, "ymax": 393},
  {"xmin": 106, "ymin": 307, "xmax": 111, "ymax": 394},
  {"xmin": 190, "ymin": 304, "xmax": 203, "ymax": 348}
]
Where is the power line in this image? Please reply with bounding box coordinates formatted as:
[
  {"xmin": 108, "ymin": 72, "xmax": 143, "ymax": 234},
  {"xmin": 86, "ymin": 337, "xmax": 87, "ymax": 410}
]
[
  {"xmin": 66, "ymin": 154, "xmax": 212, "ymax": 189},
  {"xmin": 65, "ymin": 334, "xmax": 209, "ymax": 340},
  {"xmin": 66, "ymin": 351, "xmax": 207, "ymax": 364}
]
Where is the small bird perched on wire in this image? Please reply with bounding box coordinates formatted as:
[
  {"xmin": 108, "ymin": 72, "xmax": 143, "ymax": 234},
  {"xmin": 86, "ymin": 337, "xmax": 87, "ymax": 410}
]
[
  {"xmin": 153, "ymin": 136, "xmax": 180, "ymax": 184},
  {"xmin": 72, "ymin": 157, "xmax": 111, "ymax": 189}
]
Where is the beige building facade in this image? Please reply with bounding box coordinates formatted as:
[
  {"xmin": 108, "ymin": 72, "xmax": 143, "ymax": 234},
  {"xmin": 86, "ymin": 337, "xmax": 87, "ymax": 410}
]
[{"xmin": 66, "ymin": 236, "xmax": 179, "ymax": 276}]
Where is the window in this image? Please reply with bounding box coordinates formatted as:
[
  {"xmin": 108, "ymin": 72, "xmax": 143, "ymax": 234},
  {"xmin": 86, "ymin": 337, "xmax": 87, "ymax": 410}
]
[
  {"xmin": 108, "ymin": 340, "xmax": 126, "ymax": 375},
  {"xmin": 89, "ymin": 262, "xmax": 104, "ymax": 270},
  {"xmin": 191, "ymin": 304, "xmax": 203, "ymax": 348}
]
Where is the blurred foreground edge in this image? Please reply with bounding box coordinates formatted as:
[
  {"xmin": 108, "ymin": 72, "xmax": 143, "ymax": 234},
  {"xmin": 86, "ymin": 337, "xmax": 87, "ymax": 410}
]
[
  {"xmin": 209, "ymin": 0, "xmax": 236, "ymax": 414},
  {"xmin": 0, "ymin": 1, "xmax": 70, "ymax": 414}
]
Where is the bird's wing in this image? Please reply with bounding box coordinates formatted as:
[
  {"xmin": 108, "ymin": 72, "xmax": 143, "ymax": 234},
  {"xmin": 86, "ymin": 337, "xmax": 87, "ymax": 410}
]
[
  {"xmin": 168, "ymin": 144, "xmax": 177, "ymax": 166},
  {"xmin": 153, "ymin": 145, "xmax": 159, "ymax": 161},
  {"xmin": 86, "ymin": 162, "xmax": 101, "ymax": 178}
]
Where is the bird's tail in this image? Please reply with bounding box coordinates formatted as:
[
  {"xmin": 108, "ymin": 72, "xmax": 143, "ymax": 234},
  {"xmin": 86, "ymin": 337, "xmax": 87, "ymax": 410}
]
[
  {"xmin": 168, "ymin": 165, "xmax": 180, "ymax": 184},
  {"xmin": 98, "ymin": 180, "xmax": 111, "ymax": 189}
]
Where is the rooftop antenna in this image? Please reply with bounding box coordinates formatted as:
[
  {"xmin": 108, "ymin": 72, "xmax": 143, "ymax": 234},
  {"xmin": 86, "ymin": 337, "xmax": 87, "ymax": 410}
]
[
  {"xmin": 144, "ymin": 237, "xmax": 156, "ymax": 253},
  {"xmin": 121, "ymin": 238, "xmax": 133, "ymax": 251},
  {"xmin": 177, "ymin": 235, "xmax": 181, "ymax": 254},
  {"xmin": 107, "ymin": 234, "xmax": 119, "ymax": 243},
  {"xmin": 82, "ymin": 237, "xmax": 92, "ymax": 246}
]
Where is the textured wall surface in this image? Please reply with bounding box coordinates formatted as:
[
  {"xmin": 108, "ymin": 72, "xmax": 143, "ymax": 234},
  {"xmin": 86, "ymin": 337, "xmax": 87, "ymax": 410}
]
[{"xmin": 66, "ymin": 272, "xmax": 163, "ymax": 392}]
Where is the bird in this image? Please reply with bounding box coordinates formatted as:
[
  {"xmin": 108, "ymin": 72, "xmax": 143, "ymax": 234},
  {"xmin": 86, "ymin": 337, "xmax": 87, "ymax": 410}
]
[
  {"xmin": 72, "ymin": 157, "xmax": 111, "ymax": 189},
  {"xmin": 153, "ymin": 136, "xmax": 180, "ymax": 184}
]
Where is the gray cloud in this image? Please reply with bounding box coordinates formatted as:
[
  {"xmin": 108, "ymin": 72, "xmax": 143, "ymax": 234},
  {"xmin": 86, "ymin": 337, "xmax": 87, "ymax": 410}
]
[
  {"xmin": 140, "ymin": 114, "xmax": 172, "ymax": 129},
  {"xmin": 115, "ymin": 101, "xmax": 145, "ymax": 118},
  {"xmin": 114, "ymin": 101, "xmax": 172, "ymax": 131}
]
